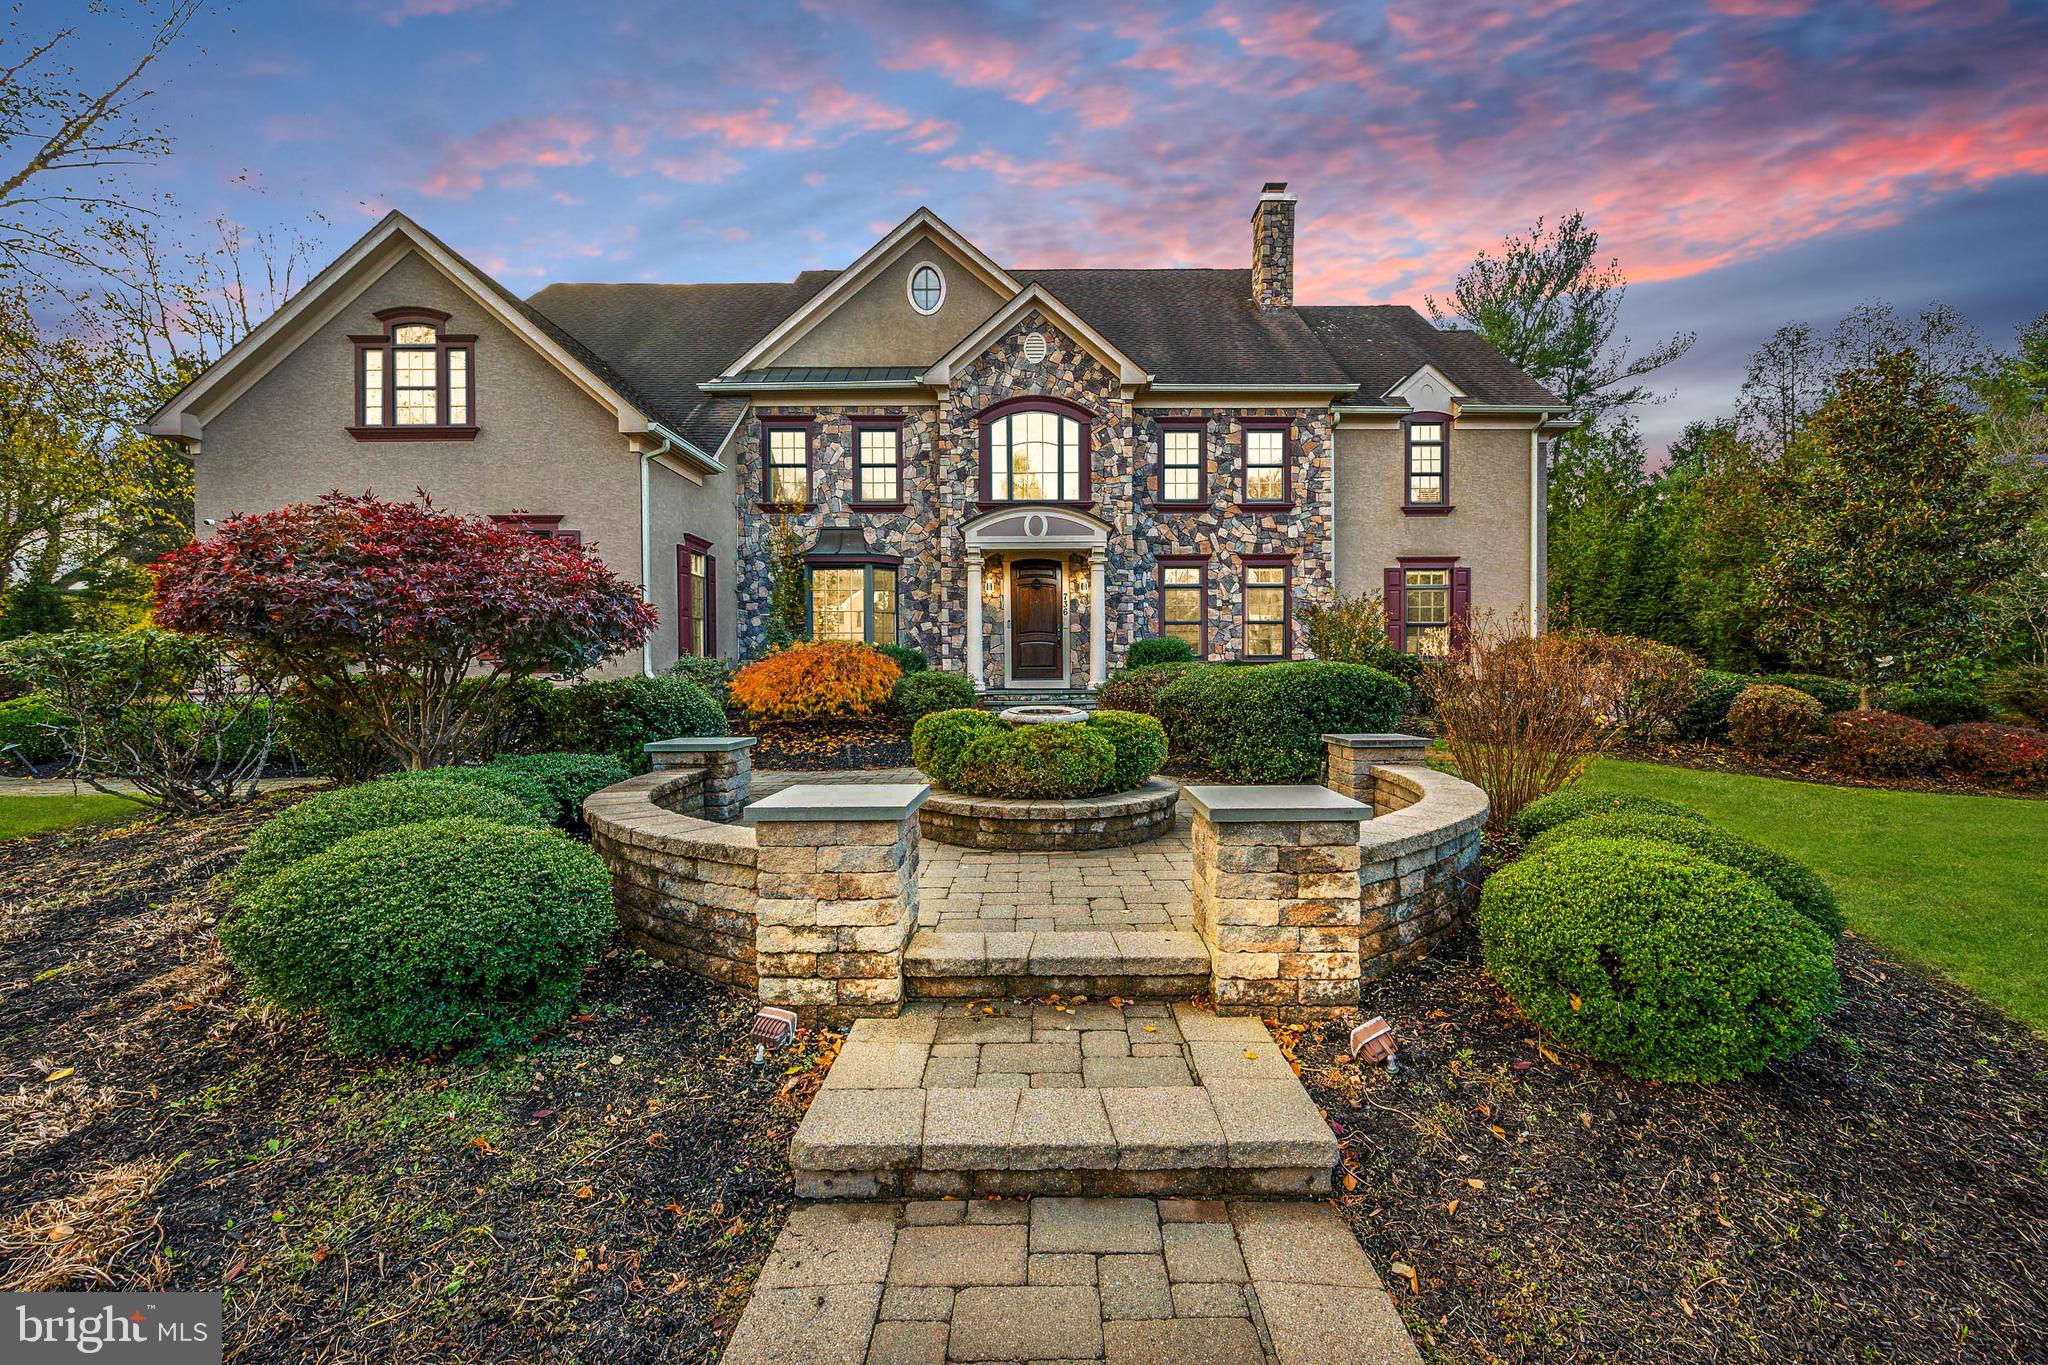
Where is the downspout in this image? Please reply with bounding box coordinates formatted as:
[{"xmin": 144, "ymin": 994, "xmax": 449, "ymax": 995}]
[
  {"xmin": 639, "ymin": 431, "xmax": 673, "ymax": 677},
  {"xmin": 1528, "ymin": 430, "xmax": 1544, "ymax": 636}
]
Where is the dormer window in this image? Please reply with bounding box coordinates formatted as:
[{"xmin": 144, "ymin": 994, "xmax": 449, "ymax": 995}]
[{"xmin": 350, "ymin": 308, "xmax": 476, "ymax": 440}]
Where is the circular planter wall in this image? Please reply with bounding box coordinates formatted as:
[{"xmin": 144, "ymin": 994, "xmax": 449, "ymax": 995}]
[{"xmin": 918, "ymin": 777, "xmax": 1180, "ymax": 851}]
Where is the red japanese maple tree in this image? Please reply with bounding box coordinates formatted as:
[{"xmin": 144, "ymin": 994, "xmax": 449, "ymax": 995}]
[{"xmin": 153, "ymin": 492, "xmax": 657, "ymax": 769}]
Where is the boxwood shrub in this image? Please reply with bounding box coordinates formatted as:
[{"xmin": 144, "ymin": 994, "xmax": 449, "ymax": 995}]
[
  {"xmin": 1478, "ymin": 836, "xmax": 1839, "ymax": 1080},
  {"xmin": 874, "ymin": 643, "xmax": 928, "ymax": 675},
  {"xmin": 1097, "ymin": 662, "xmax": 1194, "ymax": 715},
  {"xmin": 1083, "ymin": 709, "xmax": 1168, "ymax": 791},
  {"xmin": 910, "ymin": 708, "xmax": 1004, "ymax": 787},
  {"xmin": 894, "ymin": 670, "xmax": 977, "ymax": 723},
  {"xmin": 954, "ymin": 723, "xmax": 1116, "ymax": 799},
  {"xmin": 1757, "ymin": 672, "xmax": 1860, "ymax": 714},
  {"xmin": 1510, "ymin": 787, "xmax": 1709, "ymax": 840},
  {"xmin": 1125, "ymin": 637, "xmax": 1195, "ymax": 667},
  {"xmin": 235, "ymin": 777, "xmax": 544, "ymax": 890},
  {"xmin": 493, "ymin": 752, "xmax": 630, "ymax": 823},
  {"xmin": 1726, "ymin": 683, "xmax": 1822, "ymax": 756},
  {"xmin": 382, "ymin": 763, "xmax": 561, "ymax": 823},
  {"xmin": 222, "ymin": 817, "xmax": 614, "ymax": 1057},
  {"xmin": 1527, "ymin": 810, "xmax": 1843, "ymax": 938},
  {"xmin": 1824, "ymin": 709, "xmax": 1943, "ymax": 777},
  {"xmin": 555, "ymin": 674, "xmax": 727, "ymax": 772},
  {"xmin": 1153, "ymin": 660, "xmax": 1405, "ymax": 782},
  {"xmin": 1878, "ymin": 682, "xmax": 1990, "ymax": 729},
  {"xmin": 1673, "ymin": 669, "xmax": 1750, "ymax": 741}
]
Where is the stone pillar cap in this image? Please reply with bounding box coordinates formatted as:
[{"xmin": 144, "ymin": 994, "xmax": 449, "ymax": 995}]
[
  {"xmin": 1321, "ymin": 732, "xmax": 1431, "ymax": 749},
  {"xmin": 645, "ymin": 735, "xmax": 758, "ymax": 753},
  {"xmin": 1182, "ymin": 784, "xmax": 1370, "ymax": 823},
  {"xmin": 747, "ymin": 782, "xmax": 931, "ymax": 822}
]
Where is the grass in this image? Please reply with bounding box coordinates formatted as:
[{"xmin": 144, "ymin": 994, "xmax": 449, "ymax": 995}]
[
  {"xmin": 1581, "ymin": 758, "xmax": 2048, "ymax": 1032},
  {"xmin": 0, "ymin": 792, "xmax": 150, "ymax": 841}
]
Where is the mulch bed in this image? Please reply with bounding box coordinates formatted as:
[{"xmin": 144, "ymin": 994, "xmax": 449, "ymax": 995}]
[
  {"xmin": 735, "ymin": 719, "xmax": 910, "ymax": 771},
  {"xmin": 1293, "ymin": 931, "xmax": 2048, "ymax": 1362},
  {"xmin": 0, "ymin": 798, "xmax": 834, "ymax": 1362},
  {"xmin": 1613, "ymin": 737, "xmax": 2044, "ymax": 800}
]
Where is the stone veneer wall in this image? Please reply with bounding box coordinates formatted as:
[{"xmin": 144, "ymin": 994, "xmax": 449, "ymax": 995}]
[
  {"xmin": 583, "ymin": 770, "xmax": 761, "ymax": 989},
  {"xmin": 732, "ymin": 314, "xmax": 1335, "ymax": 674},
  {"xmin": 1356, "ymin": 764, "xmax": 1487, "ymax": 981}
]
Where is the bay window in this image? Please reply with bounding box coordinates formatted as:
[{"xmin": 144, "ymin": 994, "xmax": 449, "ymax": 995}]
[{"xmin": 808, "ymin": 563, "xmax": 898, "ymax": 645}]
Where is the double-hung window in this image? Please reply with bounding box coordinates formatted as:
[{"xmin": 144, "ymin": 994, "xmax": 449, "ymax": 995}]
[
  {"xmin": 1158, "ymin": 559, "xmax": 1207, "ymax": 656},
  {"xmin": 808, "ymin": 563, "xmax": 898, "ymax": 646},
  {"xmin": 1384, "ymin": 561, "xmax": 1470, "ymax": 655},
  {"xmin": 981, "ymin": 400, "xmax": 1089, "ymax": 503},
  {"xmin": 763, "ymin": 422, "xmax": 813, "ymax": 508},
  {"xmin": 678, "ymin": 537, "xmax": 715, "ymax": 658},
  {"xmin": 1157, "ymin": 423, "xmax": 1205, "ymax": 506},
  {"xmin": 352, "ymin": 308, "xmax": 474, "ymax": 437},
  {"xmin": 853, "ymin": 422, "xmax": 902, "ymax": 506},
  {"xmin": 1241, "ymin": 558, "xmax": 1292, "ymax": 659},
  {"xmin": 1404, "ymin": 415, "xmax": 1449, "ymax": 509},
  {"xmin": 1241, "ymin": 422, "xmax": 1290, "ymax": 506}
]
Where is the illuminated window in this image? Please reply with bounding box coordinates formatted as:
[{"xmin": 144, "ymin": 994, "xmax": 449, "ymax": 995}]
[
  {"xmin": 1159, "ymin": 425, "xmax": 1204, "ymax": 504},
  {"xmin": 679, "ymin": 539, "xmax": 715, "ymax": 658},
  {"xmin": 1403, "ymin": 566, "xmax": 1452, "ymax": 655},
  {"xmin": 353, "ymin": 311, "xmax": 472, "ymax": 432},
  {"xmin": 764, "ymin": 424, "xmax": 812, "ymax": 507},
  {"xmin": 1242, "ymin": 425, "xmax": 1289, "ymax": 504},
  {"xmin": 1242, "ymin": 560, "xmax": 1291, "ymax": 659},
  {"xmin": 855, "ymin": 425, "xmax": 901, "ymax": 504},
  {"xmin": 985, "ymin": 405, "xmax": 1086, "ymax": 502},
  {"xmin": 808, "ymin": 564, "xmax": 898, "ymax": 645},
  {"xmin": 1159, "ymin": 561, "xmax": 1206, "ymax": 655},
  {"xmin": 1406, "ymin": 418, "xmax": 1447, "ymax": 507}
]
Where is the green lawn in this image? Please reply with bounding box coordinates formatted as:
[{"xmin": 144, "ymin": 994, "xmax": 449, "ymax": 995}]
[
  {"xmin": 1581, "ymin": 758, "xmax": 2048, "ymax": 1032},
  {"xmin": 0, "ymin": 792, "xmax": 152, "ymax": 841}
]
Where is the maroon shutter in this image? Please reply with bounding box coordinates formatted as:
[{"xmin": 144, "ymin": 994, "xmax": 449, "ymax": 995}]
[
  {"xmin": 1078, "ymin": 419, "xmax": 1093, "ymax": 503},
  {"xmin": 675, "ymin": 544, "xmax": 694, "ymax": 657},
  {"xmin": 1451, "ymin": 565, "xmax": 1472, "ymax": 648},
  {"xmin": 704, "ymin": 554, "xmax": 717, "ymax": 657},
  {"xmin": 1383, "ymin": 566, "xmax": 1406, "ymax": 651}
]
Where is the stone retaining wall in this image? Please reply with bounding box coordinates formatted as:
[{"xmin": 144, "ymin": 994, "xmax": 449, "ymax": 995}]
[
  {"xmin": 584, "ymin": 770, "xmax": 760, "ymax": 989},
  {"xmin": 918, "ymin": 778, "xmax": 1179, "ymax": 851},
  {"xmin": 1355, "ymin": 761, "xmax": 1487, "ymax": 980}
]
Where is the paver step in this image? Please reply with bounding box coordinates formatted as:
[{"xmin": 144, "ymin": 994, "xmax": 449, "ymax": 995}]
[
  {"xmin": 790, "ymin": 1002, "xmax": 1338, "ymax": 1199},
  {"xmin": 977, "ymin": 688, "xmax": 1100, "ymax": 711},
  {"xmin": 905, "ymin": 928, "xmax": 1209, "ymax": 1002},
  {"xmin": 722, "ymin": 1196, "xmax": 1423, "ymax": 1364}
]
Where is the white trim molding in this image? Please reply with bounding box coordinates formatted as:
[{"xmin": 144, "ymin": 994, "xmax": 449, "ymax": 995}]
[{"xmin": 925, "ymin": 283, "xmax": 1151, "ymax": 391}]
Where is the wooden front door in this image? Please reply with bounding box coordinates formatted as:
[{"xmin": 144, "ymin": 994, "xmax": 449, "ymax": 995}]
[{"xmin": 1010, "ymin": 559, "xmax": 1064, "ymax": 681}]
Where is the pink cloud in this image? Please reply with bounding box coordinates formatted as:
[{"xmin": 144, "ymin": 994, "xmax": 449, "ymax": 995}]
[
  {"xmin": 373, "ymin": 0, "xmax": 508, "ymax": 25},
  {"xmin": 418, "ymin": 116, "xmax": 602, "ymax": 199}
]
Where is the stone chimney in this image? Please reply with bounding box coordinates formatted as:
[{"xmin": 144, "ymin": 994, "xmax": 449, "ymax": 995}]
[{"xmin": 1251, "ymin": 181, "xmax": 1296, "ymax": 311}]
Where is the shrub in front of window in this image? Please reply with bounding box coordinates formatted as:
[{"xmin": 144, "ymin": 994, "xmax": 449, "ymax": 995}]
[
  {"xmin": 1940, "ymin": 722, "xmax": 2048, "ymax": 790},
  {"xmin": 1297, "ymin": 591, "xmax": 1392, "ymax": 664},
  {"xmin": 665, "ymin": 654, "xmax": 734, "ymax": 704},
  {"xmin": 0, "ymin": 694, "xmax": 67, "ymax": 768},
  {"xmin": 222, "ymin": 817, "xmax": 614, "ymax": 1057},
  {"xmin": 1727, "ymin": 684, "xmax": 1824, "ymax": 756},
  {"xmin": 894, "ymin": 670, "xmax": 976, "ymax": 723},
  {"xmin": 875, "ymin": 643, "xmax": 928, "ymax": 675},
  {"xmin": 1154, "ymin": 660, "xmax": 1405, "ymax": 783},
  {"xmin": 553, "ymin": 675, "xmax": 727, "ymax": 772},
  {"xmin": 1126, "ymin": 637, "xmax": 1195, "ymax": 668},
  {"xmin": 1478, "ymin": 836, "xmax": 1839, "ymax": 1081},
  {"xmin": 493, "ymin": 752, "xmax": 631, "ymax": 824},
  {"xmin": 910, "ymin": 708, "xmax": 1003, "ymax": 787},
  {"xmin": 1084, "ymin": 710, "xmax": 1169, "ymax": 792},
  {"xmin": 1824, "ymin": 710, "xmax": 1944, "ymax": 778},
  {"xmin": 1756, "ymin": 672, "xmax": 1861, "ymax": 714},
  {"xmin": 952, "ymin": 724, "xmax": 1118, "ymax": 800},
  {"xmin": 234, "ymin": 777, "xmax": 544, "ymax": 891},
  {"xmin": 1510, "ymin": 786, "xmax": 1710, "ymax": 840},
  {"xmin": 1528, "ymin": 810, "xmax": 1843, "ymax": 938},
  {"xmin": 1876, "ymin": 682, "xmax": 1991, "ymax": 729},
  {"xmin": 728, "ymin": 641, "xmax": 900, "ymax": 724},
  {"xmin": 380, "ymin": 763, "xmax": 561, "ymax": 823},
  {"xmin": 1673, "ymin": 669, "xmax": 1752, "ymax": 741},
  {"xmin": 1097, "ymin": 662, "xmax": 1197, "ymax": 716}
]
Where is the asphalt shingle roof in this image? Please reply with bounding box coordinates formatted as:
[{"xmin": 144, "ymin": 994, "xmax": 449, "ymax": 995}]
[{"xmin": 1298, "ymin": 305, "xmax": 1561, "ymax": 407}]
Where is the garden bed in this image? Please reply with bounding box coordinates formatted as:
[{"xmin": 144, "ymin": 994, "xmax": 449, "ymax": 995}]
[
  {"xmin": 1615, "ymin": 737, "xmax": 2045, "ymax": 800},
  {"xmin": 732, "ymin": 718, "xmax": 908, "ymax": 772},
  {"xmin": 1292, "ymin": 929, "xmax": 2048, "ymax": 1362},
  {"xmin": 0, "ymin": 798, "xmax": 833, "ymax": 1361}
]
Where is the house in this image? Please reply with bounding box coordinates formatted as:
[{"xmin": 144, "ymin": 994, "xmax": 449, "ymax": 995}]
[{"xmin": 148, "ymin": 184, "xmax": 1569, "ymax": 688}]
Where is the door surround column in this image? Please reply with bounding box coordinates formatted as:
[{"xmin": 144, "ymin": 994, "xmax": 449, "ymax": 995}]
[
  {"xmin": 965, "ymin": 554, "xmax": 984, "ymax": 689},
  {"xmin": 1088, "ymin": 548, "xmax": 1107, "ymax": 687}
]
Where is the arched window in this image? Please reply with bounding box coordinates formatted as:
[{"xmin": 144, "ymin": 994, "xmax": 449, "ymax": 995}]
[
  {"xmin": 350, "ymin": 308, "xmax": 476, "ymax": 438},
  {"xmin": 978, "ymin": 397, "xmax": 1092, "ymax": 504}
]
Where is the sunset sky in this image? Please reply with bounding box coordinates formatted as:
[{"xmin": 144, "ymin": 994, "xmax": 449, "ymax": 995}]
[{"xmin": 89, "ymin": 0, "xmax": 2048, "ymax": 452}]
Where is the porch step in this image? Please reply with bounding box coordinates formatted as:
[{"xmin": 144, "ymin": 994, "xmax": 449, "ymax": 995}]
[
  {"xmin": 904, "ymin": 927, "xmax": 1208, "ymax": 1002},
  {"xmin": 977, "ymin": 688, "xmax": 1099, "ymax": 711},
  {"xmin": 789, "ymin": 1001, "xmax": 1338, "ymax": 1200}
]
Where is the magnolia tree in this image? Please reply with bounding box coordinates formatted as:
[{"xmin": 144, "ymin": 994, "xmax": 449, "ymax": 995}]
[{"xmin": 153, "ymin": 493, "xmax": 657, "ymax": 769}]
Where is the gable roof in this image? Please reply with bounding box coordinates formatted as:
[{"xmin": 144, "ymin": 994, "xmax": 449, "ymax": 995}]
[
  {"xmin": 925, "ymin": 282, "xmax": 1151, "ymax": 389},
  {"xmin": 1297, "ymin": 305, "xmax": 1561, "ymax": 408}
]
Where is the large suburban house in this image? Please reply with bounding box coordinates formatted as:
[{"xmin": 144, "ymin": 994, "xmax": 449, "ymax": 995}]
[{"xmin": 149, "ymin": 185, "xmax": 1568, "ymax": 689}]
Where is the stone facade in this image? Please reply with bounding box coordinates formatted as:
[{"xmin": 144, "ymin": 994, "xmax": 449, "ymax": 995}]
[
  {"xmin": 1189, "ymin": 809, "xmax": 1368, "ymax": 1021},
  {"xmin": 732, "ymin": 315, "xmax": 1335, "ymax": 676},
  {"xmin": 1251, "ymin": 191, "xmax": 1296, "ymax": 311}
]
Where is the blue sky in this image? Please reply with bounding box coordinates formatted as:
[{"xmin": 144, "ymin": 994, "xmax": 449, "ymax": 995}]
[{"xmin": 77, "ymin": 0, "xmax": 2048, "ymax": 450}]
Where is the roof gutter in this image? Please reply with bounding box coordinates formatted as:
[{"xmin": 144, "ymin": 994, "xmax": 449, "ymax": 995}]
[
  {"xmin": 1145, "ymin": 382, "xmax": 1355, "ymax": 394},
  {"xmin": 699, "ymin": 377, "xmax": 923, "ymax": 392},
  {"xmin": 651, "ymin": 419, "xmax": 724, "ymax": 475}
]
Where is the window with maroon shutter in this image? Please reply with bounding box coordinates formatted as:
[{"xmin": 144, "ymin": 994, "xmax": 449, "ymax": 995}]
[
  {"xmin": 678, "ymin": 537, "xmax": 713, "ymax": 657},
  {"xmin": 1389, "ymin": 561, "xmax": 1470, "ymax": 655}
]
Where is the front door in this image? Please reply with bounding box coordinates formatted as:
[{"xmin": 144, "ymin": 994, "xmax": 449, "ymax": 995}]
[{"xmin": 1010, "ymin": 559, "xmax": 1064, "ymax": 681}]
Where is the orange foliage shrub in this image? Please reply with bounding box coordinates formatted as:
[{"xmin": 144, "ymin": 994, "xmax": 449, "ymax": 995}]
[{"xmin": 728, "ymin": 642, "xmax": 901, "ymax": 722}]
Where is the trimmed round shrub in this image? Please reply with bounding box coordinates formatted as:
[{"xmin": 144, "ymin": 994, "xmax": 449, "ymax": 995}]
[
  {"xmin": 954, "ymin": 724, "xmax": 1117, "ymax": 799},
  {"xmin": 555, "ymin": 674, "xmax": 727, "ymax": 772},
  {"xmin": 494, "ymin": 751, "xmax": 630, "ymax": 822},
  {"xmin": 728, "ymin": 641, "xmax": 900, "ymax": 723},
  {"xmin": 1083, "ymin": 709, "xmax": 1168, "ymax": 791},
  {"xmin": 1988, "ymin": 665, "xmax": 2048, "ymax": 726},
  {"xmin": 0, "ymin": 694, "xmax": 67, "ymax": 768},
  {"xmin": 1878, "ymin": 682, "xmax": 1990, "ymax": 729},
  {"xmin": 1097, "ymin": 662, "xmax": 1195, "ymax": 715},
  {"xmin": 894, "ymin": 670, "xmax": 976, "ymax": 723},
  {"xmin": 1511, "ymin": 786, "xmax": 1709, "ymax": 840},
  {"xmin": 1673, "ymin": 669, "xmax": 1750, "ymax": 741},
  {"xmin": 381, "ymin": 763, "xmax": 560, "ymax": 823},
  {"xmin": 223, "ymin": 817, "xmax": 613, "ymax": 1056},
  {"xmin": 1825, "ymin": 710, "xmax": 1943, "ymax": 778},
  {"xmin": 1153, "ymin": 660, "xmax": 1406, "ymax": 782},
  {"xmin": 1528, "ymin": 812, "xmax": 1843, "ymax": 938},
  {"xmin": 874, "ymin": 643, "xmax": 928, "ymax": 675},
  {"xmin": 1941, "ymin": 722, "xmax": 2048, "ymax": 790},
  {"xmin": 1727, "ymin": 684, "xmax": 1822, "ymax": 756},
  {"xmin": 1478, "ymin": 837, "xmax": 1839, "ymax": 1080},
  {"xmin": 665, "ymin": 654, "xmax": 733, "ymax": 703},
  {"xmin": 235, "ymin": 777, "xmax": 544, "ymax": 890},
  {"xmin": 1126, "ymin": 637, "xmax": 1195, "ymax": 667},
  {"xmin": 1757, "ymin": 672, "xmax": 1860, "ymax": 714},
  {"xmin": 910, "ymin": 708, "xmax": 1004, "ymax": 787}
]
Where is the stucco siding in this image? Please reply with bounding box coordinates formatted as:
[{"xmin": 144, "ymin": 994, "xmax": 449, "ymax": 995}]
[
  {"xmin": 647, "ymin": 459, "xmax": 740, "ymax": 666},
  {"xmin": 1332, "ymin": 421, "xmax": 1537, "ymax": 627},
  {"xmin": 769, "ymin": 241, "xmax": 1006, "ymax": 369}
]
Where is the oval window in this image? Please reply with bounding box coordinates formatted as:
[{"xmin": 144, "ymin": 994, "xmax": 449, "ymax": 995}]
[{"xmin": 908, "ymin": 263, "xmax": 945, "ymax": 314}]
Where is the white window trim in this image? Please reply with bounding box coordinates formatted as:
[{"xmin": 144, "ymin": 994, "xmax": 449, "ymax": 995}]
[{"xmin": 907, "ymin": 263, "xmax": 946, "ymax": 315}]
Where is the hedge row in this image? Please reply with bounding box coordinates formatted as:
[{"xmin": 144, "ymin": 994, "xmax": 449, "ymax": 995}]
[
  {"xmin": 910, "ymin": 708, "xmax": 1168, "ymax": 799},
  {"xmin": 1098, "ymin": 659, "xmax": 1406, "ymax": 782}
]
